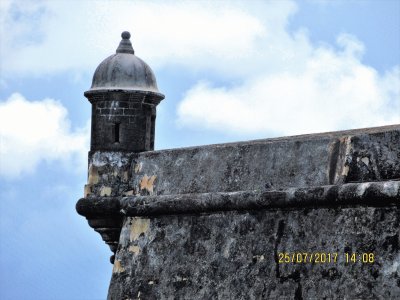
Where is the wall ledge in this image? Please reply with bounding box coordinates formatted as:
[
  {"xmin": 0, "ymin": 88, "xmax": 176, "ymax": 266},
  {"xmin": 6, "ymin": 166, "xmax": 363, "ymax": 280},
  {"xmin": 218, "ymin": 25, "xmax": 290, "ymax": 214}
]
[{"xmin": 77, "ymin": 180, "xmax": 399, "ymax": 218}]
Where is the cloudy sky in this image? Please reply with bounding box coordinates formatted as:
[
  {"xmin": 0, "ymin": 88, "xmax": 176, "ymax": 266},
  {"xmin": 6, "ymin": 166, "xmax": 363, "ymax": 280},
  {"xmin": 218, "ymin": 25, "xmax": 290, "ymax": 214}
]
[{"xmin": 0, "ymin": 0, "xmax": 399, "ymax": 299}]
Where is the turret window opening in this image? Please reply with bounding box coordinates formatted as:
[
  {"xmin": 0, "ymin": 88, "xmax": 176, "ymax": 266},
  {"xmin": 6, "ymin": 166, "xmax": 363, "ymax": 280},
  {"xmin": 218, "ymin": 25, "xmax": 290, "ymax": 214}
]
[{"xmin": 114, "ymin": 122, "xmax": 120, "ymax": 143}]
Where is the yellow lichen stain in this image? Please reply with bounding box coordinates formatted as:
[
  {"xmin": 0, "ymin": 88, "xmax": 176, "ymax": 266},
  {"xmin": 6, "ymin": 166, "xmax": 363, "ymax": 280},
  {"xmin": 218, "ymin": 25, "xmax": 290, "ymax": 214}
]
[
  {"xmin": 124, "ymin": 190, "xmax": 134, "ymax": 196},
  {"xmin": 134, "ymin": 163, "xmax": 142, "ymax": 173},
  {"xmin": 130, "ymin": 218, "xmax": 150, "ymax": 242},
  {"xmin": 122, "ymin": 171, "xmax": 129, "ymax": 182},
  {"xmin": 129, "ymin": 245, "xmax": 141, "ymax": 255},
  {"xmin": 88, "ymin": 164, "xmax": 99, "ymax": 185},
  {"xmin": 100, "ymin": 186, "xmax": 112, "ymax": 196},
  {"xmin": 342, "ymin": 165, "xmax": 350, "ymax": 176},
  {"xmin": 112, "ymin": 260, "xmax": 125, "ymax": 274},
  {"xmin": 84, "ymin": 184, "xmax": 92, "ymax": 197},
  {"xmin": 139, "ymin": 175, "xmax": 157, "ymax": 194}
]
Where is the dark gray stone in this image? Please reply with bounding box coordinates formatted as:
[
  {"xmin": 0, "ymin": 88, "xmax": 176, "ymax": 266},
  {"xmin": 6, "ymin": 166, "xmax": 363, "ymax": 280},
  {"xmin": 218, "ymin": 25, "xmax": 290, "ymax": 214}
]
[
  {"xmin": 129, "ymin": 125, "xmax": 400, "ymax": 196},
  {"xmin": 89, "ymin": 31, "xmax": 161, "ymax": 93},
  {"xmin": 76, "ymin": 31, "xmax": 400, "ymax": 299},
  {"xmin": 77, "ymin": 181, "xmax": 399, "ymax": 217},
  {"xmin": 108, "ymin": 206, "xmax": 400, "ymax": 300},
  {"xmin": 84, "ymin": 32, "xmax": 164, "ymax": 153}
]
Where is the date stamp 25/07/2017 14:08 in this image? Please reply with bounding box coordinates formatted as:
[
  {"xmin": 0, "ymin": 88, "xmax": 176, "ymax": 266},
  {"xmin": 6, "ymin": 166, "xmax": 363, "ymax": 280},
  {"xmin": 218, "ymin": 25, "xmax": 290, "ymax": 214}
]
[{"xmin": 277, "ymin": 252, "xmax": 375, "ymax": 264}]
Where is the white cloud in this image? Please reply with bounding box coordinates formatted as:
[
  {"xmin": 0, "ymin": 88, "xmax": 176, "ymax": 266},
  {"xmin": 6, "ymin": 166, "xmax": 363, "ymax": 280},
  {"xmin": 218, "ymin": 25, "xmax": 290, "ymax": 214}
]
[
  {"xmin": 1, "ymin": 0, "xmax": 399, "ymax": 136},
  {"xmin": 0, "ymin": 0, "xmax": 297, "ymax": 77},
  {"xmin": 177, "ymin": 35, "xmax": 400, "ymax": 136},
  {"xmin": 0, "ymin": 93, "xmax": 89, "ymax": 179}
]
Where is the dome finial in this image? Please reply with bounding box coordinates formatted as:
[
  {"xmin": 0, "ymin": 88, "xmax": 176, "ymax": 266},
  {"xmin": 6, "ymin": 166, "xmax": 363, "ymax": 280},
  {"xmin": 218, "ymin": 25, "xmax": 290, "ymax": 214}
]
[
  {"xmin": 116, "ymin": 31, "xmax": 134, "ymax": 54},
  {"xmin": 121, "ymin": 31, "xmax": 131, "ymax": 40}
]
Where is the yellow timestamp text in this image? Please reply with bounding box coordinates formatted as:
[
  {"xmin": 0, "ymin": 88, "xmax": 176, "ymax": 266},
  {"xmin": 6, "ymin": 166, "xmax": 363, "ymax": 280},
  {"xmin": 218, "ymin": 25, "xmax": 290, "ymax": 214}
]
[{"xmin": 277, "ymin": 252, "xmax": 375, "ymax": 264}]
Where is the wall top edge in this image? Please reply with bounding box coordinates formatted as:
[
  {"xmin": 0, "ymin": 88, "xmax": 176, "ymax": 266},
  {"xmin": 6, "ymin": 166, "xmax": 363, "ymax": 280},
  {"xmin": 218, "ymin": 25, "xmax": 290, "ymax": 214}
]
[{"xmin": 77, "ymin": 180, "xmax": 400, "ymax": 218}]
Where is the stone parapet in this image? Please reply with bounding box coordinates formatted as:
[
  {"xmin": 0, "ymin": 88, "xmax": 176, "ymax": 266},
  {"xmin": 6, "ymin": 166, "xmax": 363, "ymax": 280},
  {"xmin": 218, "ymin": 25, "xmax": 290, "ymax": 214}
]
[{"xmin": 76, "ymin": 125, "xmax": 400, "ymax": 298}]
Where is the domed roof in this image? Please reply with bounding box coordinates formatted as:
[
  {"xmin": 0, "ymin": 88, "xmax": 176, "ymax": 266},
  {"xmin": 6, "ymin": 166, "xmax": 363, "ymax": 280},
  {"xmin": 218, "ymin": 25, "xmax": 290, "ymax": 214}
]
[{"xmin": 88, "ymin": 31, "xmax": 163, "ymax": 96}]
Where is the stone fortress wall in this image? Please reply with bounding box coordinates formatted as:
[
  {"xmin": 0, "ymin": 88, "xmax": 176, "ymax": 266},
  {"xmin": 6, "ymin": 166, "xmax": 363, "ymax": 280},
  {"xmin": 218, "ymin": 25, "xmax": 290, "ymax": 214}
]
[{"xmin": 76, "ymin": 32, "xmax": 400, "ymax": 299}]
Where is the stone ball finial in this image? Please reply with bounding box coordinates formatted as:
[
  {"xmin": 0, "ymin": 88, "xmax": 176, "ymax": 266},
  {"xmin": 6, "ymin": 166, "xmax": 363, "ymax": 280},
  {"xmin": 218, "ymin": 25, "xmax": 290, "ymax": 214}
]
[
  {"xmin": 121, "ymin": 31, "xmax": 131, "ymax": 40},
  {"xmin": 115, "ymin": 31, "xmax": 135, "ymax": 54}
]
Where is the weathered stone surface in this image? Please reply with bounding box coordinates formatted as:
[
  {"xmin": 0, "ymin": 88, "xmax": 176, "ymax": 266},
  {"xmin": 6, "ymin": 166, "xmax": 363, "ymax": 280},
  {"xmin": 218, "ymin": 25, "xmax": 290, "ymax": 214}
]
[
  {"xmin": 108, "ymin": 206, "xmax": 400, "ymax": 299},
  {"xmin": 84, "ymin": 151, "xmax": 135, "ymax": 198},
  {"xmin": 84, "ymin": 32, "xmax": 164, "ymax": 153},
  {"xmin": 77, "ymin": 181, "xmax": 399, "ymax": 217},
  {"xmin": 77, "ymin": 126, "xmax": 400, "ymax": 286},
  {"xmin": 130, "ymin": 125, "xmax": 400, "ymax": 196},
  {"xmin": 118, "ymin": 181, "xmax": 399, "ymax": 216},
  {"xmin": 88, "ymin": 31, "xmax": 162, "ymax": 94},
  {"xmin": 81, "ymin": 125, "xmax": 399, "ymax": 200},
  {"xmin": 76, "ymin": 30, "xmax": 400, "ymax": 299}
]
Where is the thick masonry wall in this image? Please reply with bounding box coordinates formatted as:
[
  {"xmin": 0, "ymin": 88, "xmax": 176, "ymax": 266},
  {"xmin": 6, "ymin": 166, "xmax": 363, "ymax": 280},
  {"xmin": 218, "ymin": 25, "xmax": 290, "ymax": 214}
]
[
  {"xmin": 130, "ymin": 126, "xmax": 399, "ymax": 196},
  {"xmin": 86, "ymin": 91, "xmax": 158, "ymax": 152},
  {"xmin": 84, "ymin": 125, "xmax": 399, "ymax": 199},
  {"xmin": 109, "ymin": 206, "xmax": 399, "ymax": 299},
  {"xmin": 76, "ymin": 125, "xmax": 400, "ymax": 299}
]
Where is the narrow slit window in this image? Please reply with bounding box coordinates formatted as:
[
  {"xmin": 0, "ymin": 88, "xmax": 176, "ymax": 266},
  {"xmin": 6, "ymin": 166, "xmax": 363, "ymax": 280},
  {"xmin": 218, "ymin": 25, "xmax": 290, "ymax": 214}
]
[
  {"xmin": 114, "ymin": 123, "xmax": 120, "ymax": 143},
  {"xmin": 150, "ymin": 115, "xmax": 156, "ymax": 150}
]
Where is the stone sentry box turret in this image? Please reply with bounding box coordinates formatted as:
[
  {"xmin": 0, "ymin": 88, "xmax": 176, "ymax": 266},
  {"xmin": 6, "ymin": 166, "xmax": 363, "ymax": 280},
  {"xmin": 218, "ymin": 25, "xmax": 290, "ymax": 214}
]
[
  {"xmin": 85, "ymin": 31, "xmax": 164, "ymax": 152},
  {"xmin": 81, "ymin": 32, "xmax": 164, "ymax": 258},
  {"xmin": 77, "ymin": 32, "xmax": 400, "ymax": 299}
]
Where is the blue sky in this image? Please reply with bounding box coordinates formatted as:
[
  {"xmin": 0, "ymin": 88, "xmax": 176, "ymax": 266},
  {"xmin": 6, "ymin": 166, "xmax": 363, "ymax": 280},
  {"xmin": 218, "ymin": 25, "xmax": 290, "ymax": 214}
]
[{"xmin": 0, "ymin": 0, "xmax": 399, "ymax": 299}]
